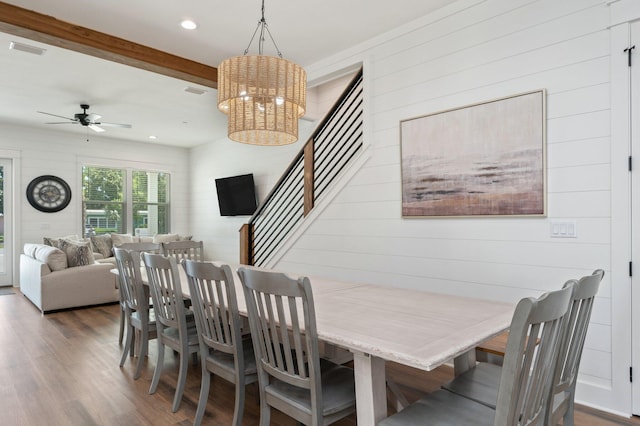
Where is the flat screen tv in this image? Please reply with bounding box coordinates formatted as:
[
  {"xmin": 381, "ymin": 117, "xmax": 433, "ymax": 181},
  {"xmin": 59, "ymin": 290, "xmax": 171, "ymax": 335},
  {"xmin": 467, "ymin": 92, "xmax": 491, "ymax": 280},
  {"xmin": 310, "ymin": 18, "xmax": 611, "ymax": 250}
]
[{"xmin": 215, "ymin": 173, "xmax": 258, "ymax": 216}]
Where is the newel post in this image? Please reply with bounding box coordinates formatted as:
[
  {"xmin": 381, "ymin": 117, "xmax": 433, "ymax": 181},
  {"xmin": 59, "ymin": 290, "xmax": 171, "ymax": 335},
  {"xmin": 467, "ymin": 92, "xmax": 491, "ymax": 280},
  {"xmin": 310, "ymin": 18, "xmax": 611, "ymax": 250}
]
[
  {"xmin": 303, "ymin": 138, "xmax": 315, "ymax": 216},
  {"xmin": 239, "ymin": 223, "xmax": 253, "ymax": 265}
]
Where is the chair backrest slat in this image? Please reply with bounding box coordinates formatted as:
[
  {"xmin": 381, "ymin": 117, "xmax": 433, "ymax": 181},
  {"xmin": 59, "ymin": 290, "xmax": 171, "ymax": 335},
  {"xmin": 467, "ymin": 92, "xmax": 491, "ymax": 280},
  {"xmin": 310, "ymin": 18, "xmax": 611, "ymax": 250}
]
[
  {"xmin": 114, "ymin": 247, "xmax": 147, "ymax": 313},
  {"xmin": 163, "ymin": 240, "xmax": 204, "ymax": 262},
  {"xmin": 494, "ymin": 282, "xmax": 575, "ymax": 426},
  {"xmin": 182, "ymin": 261, "xmax": 241, "ymax": 355},
  {"xmin": 239, "ymin": 267, "xmax": 319, "ymax": 391},
  {"xmin": 142, "ymin": 253, "xmax": 186, "ymax": 330},
  {"xmin": 545, "ymin": 269, "xmax": 604, "ymax": 424}
]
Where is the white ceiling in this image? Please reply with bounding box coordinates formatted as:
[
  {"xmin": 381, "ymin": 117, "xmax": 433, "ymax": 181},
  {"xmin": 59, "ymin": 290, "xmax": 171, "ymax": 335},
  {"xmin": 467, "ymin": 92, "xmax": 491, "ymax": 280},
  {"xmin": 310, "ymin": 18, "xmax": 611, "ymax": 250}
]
[{"xmin": 0, "ymin": 0, "xmax": 456, "ymax": 147}]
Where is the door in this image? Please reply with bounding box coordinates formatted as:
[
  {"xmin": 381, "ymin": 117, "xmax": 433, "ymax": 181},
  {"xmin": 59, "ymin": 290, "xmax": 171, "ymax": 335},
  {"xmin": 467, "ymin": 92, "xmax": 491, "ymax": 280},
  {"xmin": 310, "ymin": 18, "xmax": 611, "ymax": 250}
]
[
  {"xmin": 0, "ymin": 159, "xmax": 13, "ymax": 286},
  {"xmin": 632, "ymin": 20, "xmax": 640, "ymax": 414}
]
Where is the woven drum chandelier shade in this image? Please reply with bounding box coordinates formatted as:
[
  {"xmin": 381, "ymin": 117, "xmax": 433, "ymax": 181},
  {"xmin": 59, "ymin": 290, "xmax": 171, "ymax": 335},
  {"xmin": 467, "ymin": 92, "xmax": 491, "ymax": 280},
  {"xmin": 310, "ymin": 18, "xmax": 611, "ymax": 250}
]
[
  {"xmin": 217, "ymin": 1, "xmax": 306, "ymax": 146},
  {"xmin": 218, "ymin": 55, "xmax": 306, "ymax": 145}
]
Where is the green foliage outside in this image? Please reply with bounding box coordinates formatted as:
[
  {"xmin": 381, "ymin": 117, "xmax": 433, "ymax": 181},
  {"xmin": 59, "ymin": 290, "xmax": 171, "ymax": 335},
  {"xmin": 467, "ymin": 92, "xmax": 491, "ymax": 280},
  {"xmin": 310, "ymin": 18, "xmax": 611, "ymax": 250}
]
[{"xmin": 82, "ymin": 166, "xmax": 169, "ymax": 235}]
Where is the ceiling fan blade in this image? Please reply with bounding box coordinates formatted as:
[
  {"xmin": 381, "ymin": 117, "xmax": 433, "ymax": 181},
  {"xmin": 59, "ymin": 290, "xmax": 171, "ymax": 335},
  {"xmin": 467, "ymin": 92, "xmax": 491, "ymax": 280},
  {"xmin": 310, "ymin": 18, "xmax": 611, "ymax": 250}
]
[
  {"xmin": 88, "ymin": 124, "xmax": 106, "ymax": 133},
  {"xmin": 96, "ymin": 121, "xmax": 132, "ymax": 129},
  {"xmin": 86, "ymin": 113, "xmax": 101, "ymax": 121},
  {"xmin": 37, "ymin": 111, "xmax": 76, "ymax": 121},
  {"xmin": 45, "ymin": 121, "xmax": 78, "ymax": 125}
]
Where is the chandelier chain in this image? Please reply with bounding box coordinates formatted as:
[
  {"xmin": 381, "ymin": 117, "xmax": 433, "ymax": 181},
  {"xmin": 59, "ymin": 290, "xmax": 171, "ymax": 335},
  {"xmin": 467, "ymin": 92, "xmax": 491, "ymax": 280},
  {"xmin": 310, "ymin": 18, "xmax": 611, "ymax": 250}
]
[{"xmin": 242, "ymin": 0, "xmax": 283, "ymax": 58}]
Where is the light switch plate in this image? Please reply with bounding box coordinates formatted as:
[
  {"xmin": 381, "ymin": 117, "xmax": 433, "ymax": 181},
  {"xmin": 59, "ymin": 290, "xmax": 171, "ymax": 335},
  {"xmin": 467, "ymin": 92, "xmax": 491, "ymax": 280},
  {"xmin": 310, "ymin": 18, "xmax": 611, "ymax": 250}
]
[{"xmin": 550, "ymin": 221, "xmax": 577, "ymax": 238}]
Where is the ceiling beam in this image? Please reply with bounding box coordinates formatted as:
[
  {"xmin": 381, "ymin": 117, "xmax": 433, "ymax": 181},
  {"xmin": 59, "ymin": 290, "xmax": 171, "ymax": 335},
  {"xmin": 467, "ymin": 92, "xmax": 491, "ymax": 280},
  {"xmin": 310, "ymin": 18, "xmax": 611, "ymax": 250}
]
[{"xmin": 0, "ymin": 1, "xmax": 217, "ymax": 88}]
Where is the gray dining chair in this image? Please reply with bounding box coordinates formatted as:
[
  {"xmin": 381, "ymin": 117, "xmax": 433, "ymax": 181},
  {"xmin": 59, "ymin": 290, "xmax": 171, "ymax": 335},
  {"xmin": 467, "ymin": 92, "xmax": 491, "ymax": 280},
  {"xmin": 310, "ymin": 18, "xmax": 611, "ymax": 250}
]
[
  {"xmin": 115, "ymin": 242, "xmax": 162, "ymax": 342},
  {"xmin": 547, "ymin": 269, "xmax": 604, "ymax": 425},
  {"xmin": 143, "ymin": 252, "xmax": 200, "ymax": 413},
  {"xmin": 441, "ymin": 270, "xmax": 604, "ymax": 426},
  {"xmin": 114, "ymin": 247, "xmax": 157, "ymax": 379},
  {"xmin": 238, "ymin": 267, "xmax": 356, "ymax": 426},
  {"xmin": 119, "ymin": 241, "xmax": 162, "ymax": 254},
  {"xmin": 378, "ymin": 282, "xmax": 575, "ymax": 426},
  {"xmin": 162, "ymin": 240, "xmax": 204, "ymax": 262},
  {"xmin": 182, "ymin": 260, "xmax": 258, "ymax": 426}
]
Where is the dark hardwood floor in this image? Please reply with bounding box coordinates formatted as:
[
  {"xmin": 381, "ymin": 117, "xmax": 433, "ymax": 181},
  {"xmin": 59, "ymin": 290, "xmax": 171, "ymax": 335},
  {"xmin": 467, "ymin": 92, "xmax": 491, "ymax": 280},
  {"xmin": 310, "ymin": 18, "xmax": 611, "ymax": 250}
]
[{"xmin": 0, "ymin": 288, "xmax": 637, "ymax": 425}]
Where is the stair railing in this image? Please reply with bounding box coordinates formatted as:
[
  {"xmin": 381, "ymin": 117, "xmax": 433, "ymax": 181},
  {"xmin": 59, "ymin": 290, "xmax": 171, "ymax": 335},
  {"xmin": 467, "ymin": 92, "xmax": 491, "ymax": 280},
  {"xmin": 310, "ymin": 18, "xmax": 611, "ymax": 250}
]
[{"xmin": 240, "ymin": 68, "xmax": 364, "ymax": 266}]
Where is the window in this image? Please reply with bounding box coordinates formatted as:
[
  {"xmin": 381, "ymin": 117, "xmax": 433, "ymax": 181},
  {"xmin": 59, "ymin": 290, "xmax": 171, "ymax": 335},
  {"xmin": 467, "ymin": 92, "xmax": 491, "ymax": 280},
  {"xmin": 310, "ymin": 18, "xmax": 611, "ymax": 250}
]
[
  {"xmin": 132, "ymin": 170, "xmax": 170, "ymax": 236},
  {"xmin": 82, "ymin": 166, "xmax": 170, "ymax": 237}
]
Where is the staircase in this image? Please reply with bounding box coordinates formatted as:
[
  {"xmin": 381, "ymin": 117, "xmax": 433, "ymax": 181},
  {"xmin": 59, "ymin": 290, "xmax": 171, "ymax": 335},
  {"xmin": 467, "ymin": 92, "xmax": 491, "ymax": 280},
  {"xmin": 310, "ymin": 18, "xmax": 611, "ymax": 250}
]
[{"xmin": 240, "ymin": 68, "xmax": 364, "ymax": 267}]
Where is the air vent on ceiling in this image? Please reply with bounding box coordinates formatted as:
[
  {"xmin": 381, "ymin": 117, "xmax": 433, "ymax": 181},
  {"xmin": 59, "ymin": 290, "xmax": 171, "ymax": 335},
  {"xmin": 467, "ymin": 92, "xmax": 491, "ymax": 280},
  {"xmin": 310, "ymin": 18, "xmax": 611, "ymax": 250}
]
[
  {"xmin": 9, "ymin": 41, "xmax": 46, "ymax": 56},
  {"xmin": 184, "ymin": 86, "xmax": 207, "ymax": 95}
]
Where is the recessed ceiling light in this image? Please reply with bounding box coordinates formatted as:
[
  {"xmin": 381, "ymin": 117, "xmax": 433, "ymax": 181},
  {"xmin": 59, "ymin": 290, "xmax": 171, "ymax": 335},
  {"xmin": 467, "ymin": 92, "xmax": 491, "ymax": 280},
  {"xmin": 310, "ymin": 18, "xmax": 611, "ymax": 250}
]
[
  {"xmin": 181, "ymin": 19, "xmax": 197, "ymax": 30},
  {"xmin": 149, "ymin": 135, "xmax": 157, "ymax": 140}
]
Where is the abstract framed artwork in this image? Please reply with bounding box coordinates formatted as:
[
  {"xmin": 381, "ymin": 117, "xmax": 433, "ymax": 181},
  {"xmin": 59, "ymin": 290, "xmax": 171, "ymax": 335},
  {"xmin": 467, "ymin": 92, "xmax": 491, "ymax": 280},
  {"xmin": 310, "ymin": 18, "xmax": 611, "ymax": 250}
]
[{"xmin": 400, "ymin": 90, "xmax": 546, "ymax": 217}]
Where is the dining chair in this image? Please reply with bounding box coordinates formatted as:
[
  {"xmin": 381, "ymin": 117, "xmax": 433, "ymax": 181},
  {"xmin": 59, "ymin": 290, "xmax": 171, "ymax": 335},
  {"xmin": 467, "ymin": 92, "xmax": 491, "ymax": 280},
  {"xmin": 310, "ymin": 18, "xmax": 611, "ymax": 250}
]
[
  {"xmin": 115, "ymin": 242, "xmax": 162, "ymax": 343},
  {"xmin": 119, "ymin": 241, "xmax": 163, "ymax": 254},
  {"xmin": 441, "ymin": 270, "xmax": 604, "ymax": 425},
  {"xmin": 237, "ymin": 267, "xmax": 356, "ymax": 426},
  {"xmin": 546, "ymin": 269, "xmax": 604, "ymax": 425},
  {"xmin": 378, "ymin": 282, "xmax": 575, "ymax": 426},
  {"xmin": 182, "ymin": 260, "xmax": 258, "ymax": 426},
  {"xmin": 142, "ymin": 252, "xmax": 200, "ymax": 413},
  {"xmin": 114, "ymin": 247, "xmax": 157, "ymax": 379},
  {"xmin": 162, "ymin": 240, "xmax": 204, "ymax": 262}
]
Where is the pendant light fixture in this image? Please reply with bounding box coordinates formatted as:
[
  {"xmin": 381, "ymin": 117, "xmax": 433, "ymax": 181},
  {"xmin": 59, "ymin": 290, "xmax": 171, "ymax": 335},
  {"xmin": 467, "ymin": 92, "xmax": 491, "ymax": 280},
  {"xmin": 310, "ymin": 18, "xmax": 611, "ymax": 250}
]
[{"xmin": 217, "ymin": 0, "xmax": 306, "ymax": 146}]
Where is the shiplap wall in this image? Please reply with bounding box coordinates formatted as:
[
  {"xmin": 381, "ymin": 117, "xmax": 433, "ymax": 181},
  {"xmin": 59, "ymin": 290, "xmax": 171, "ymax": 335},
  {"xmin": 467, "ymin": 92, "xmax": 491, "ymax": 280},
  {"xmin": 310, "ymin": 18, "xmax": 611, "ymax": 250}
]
[
  {"xmin": 189, "ymin": 0, "xmax": 631, "ymax": 415},
  {"xmin": 294, "ymin": 0, "xmax": 622, "ymax": 414},
  {"xmin": 0, "ymin": 122, "xmax": 190, "ymax": 282}
]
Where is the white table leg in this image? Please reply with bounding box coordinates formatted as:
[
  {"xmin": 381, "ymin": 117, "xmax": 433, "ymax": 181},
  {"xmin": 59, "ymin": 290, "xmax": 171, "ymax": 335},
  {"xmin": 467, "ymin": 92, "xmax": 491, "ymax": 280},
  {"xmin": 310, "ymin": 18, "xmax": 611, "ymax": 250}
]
[
  {"xmin": 453, "ymin": 348, "xmax": 477, "ymax": 376},
  {"xmin": 352, "ymin": 350, "xmax": 387, "ymax": 425}
]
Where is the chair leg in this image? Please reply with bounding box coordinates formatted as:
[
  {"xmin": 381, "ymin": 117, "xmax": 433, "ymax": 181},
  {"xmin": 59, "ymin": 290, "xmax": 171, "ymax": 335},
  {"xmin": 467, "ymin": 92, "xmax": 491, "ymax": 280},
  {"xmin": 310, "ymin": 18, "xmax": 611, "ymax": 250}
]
[
  {"xmin": 172, "ymin": 350, "xmax": 190, "ymax": 412},
  {"xmin": 129, "ymin": 329, "xmax": 136, "ymax": 357},
  {"xmin": 232, "ymin": 376, "xmax": 246, "ymax": 426},
  {"xmin": 118, "ymin": 306, "xmax": 125, "ymax": 345},
  {"xmin": 564, "ymin": 396, "xmax": 575, "ymax": 426},
  {"xmin": 119, "ymin": 322, "xmax": 133, "ymax": 367},
  {"xmin": 259, "ymin": 400, "xmax": 270, "ymax": 426},
  {"xmin": 134, "ymin": 330, "xmax": 148, "ymax": 380},
  {"xmin": 149, "ymin": 340, "xmax": 165, "ymax": 394},
  {"xmin": 194, "ymin": 370, "xmax": 211, "ymax": 426}
]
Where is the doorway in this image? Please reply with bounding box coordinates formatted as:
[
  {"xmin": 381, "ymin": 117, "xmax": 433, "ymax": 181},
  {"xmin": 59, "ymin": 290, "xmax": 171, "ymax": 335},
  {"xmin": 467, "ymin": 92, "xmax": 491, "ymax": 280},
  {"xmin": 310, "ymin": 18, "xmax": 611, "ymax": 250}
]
[{"xmin": 0, "ymin": 159, "xmax": 12, "ymax": 286}]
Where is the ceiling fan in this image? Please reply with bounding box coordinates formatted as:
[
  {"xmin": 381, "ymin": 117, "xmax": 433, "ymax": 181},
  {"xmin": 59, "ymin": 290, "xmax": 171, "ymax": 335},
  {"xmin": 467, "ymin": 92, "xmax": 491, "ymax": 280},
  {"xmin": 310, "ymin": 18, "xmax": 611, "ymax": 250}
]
[{"xmin": 37, "ymin": 104, "xmax": 132, "ymax": 133}]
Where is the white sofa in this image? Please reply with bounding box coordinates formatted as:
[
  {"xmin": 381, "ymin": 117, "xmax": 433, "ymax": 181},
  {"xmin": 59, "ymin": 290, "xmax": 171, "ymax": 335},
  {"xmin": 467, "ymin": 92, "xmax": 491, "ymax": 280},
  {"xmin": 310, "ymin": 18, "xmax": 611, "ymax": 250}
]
[{"xmin": 20, "ymin": 243, "xmax": 119, "ymax": 313}]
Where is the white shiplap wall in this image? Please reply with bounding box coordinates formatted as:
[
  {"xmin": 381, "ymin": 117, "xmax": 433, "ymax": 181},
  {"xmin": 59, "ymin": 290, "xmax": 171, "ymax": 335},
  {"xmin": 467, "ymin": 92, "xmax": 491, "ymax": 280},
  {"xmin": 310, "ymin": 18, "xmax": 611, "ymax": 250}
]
[
  {"xmin": 0, "ymin": 122, "xmax": 190, "ymax": 284},
  {"xmin": 189, "ymin": 0, "xmax": 633, "ymax": 416}
]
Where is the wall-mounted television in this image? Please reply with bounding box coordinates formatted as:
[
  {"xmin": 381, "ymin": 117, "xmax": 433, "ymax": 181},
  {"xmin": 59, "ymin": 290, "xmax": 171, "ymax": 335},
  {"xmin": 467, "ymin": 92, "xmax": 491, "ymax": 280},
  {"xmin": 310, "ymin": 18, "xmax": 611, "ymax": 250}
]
[{"xmin": 215, "ymin": 173, "xmax": 258, "ymax": 216}]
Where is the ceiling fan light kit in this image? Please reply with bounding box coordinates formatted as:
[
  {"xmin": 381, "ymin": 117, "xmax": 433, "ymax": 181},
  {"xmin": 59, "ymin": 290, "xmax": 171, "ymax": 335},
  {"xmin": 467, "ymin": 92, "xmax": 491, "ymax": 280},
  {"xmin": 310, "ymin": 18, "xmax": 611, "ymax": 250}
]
[{"xmin": 217, "ymin": 0, "xmax": 306, "ymax": 146}]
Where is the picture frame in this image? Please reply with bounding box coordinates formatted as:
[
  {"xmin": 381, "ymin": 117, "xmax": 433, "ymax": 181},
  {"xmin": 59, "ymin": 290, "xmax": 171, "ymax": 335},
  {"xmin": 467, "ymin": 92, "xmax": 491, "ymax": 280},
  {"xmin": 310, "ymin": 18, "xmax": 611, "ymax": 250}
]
[{"xmin": 400, "ymin": 90, "xmax": 546, "ymax": 217}]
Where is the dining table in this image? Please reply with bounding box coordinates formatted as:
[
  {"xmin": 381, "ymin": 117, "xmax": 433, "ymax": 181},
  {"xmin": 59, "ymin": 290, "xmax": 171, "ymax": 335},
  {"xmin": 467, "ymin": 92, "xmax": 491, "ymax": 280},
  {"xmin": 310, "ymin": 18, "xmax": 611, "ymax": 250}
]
[{"xmin": 119, "ymin": 261, "xmax": 515, "ymax": 425}]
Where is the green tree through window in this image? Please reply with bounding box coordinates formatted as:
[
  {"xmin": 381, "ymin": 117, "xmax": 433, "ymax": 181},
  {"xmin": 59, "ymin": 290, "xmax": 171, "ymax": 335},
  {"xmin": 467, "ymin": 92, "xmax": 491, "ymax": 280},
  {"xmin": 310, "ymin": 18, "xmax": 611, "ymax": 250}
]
[{"xmin": 82, "ymin": 166, "xmax": 170, "ymax": 236}]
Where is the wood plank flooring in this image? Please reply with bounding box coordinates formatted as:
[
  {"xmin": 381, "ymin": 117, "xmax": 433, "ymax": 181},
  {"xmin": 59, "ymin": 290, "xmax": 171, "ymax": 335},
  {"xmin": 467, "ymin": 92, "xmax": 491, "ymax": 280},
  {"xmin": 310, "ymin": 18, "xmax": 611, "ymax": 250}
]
[{"xmin": 1, "ymin": 288, "xmax": 637, "ymax": 425}]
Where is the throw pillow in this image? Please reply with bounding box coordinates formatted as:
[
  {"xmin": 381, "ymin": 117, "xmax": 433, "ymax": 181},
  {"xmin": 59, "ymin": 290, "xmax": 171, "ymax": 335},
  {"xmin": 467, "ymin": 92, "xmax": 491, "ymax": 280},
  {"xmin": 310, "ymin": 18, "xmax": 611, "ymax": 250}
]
[
  {"xmin": 43, "ymin": 234, "xmax": 82, "ymax": 248},
  {"xmin": 178, "ymin": 234, "xmax": 193, "ymax": 241},
  {"xmin": 58, "ymin": 239, "xmax": 96, "ymax": 267},
  {"xmin": 111, "ymin": 233, "xmax": 135, "ymax": 247},
  {"xmin": 91, "ymin": 234, "xmax": 113, "ymax": 258}
]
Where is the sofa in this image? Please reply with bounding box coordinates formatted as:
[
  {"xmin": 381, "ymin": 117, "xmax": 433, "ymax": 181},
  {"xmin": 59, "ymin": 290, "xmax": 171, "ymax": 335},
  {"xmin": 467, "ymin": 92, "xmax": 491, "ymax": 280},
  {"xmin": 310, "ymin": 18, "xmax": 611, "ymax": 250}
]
[
  {"xmin": 41, "ymin": 232, "xmax": 192, "ymax": 264},
  {"xmin": 20, "ymin": 243, "xmax": 119, "ymax": 313}
]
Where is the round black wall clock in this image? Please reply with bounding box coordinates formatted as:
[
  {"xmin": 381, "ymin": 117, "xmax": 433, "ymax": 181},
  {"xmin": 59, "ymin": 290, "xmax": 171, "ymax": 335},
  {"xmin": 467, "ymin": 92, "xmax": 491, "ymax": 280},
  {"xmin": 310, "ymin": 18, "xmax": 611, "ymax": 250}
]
[{"xmin": 26, "ymin": 175, "xmax": 72, "ymax": 213}]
